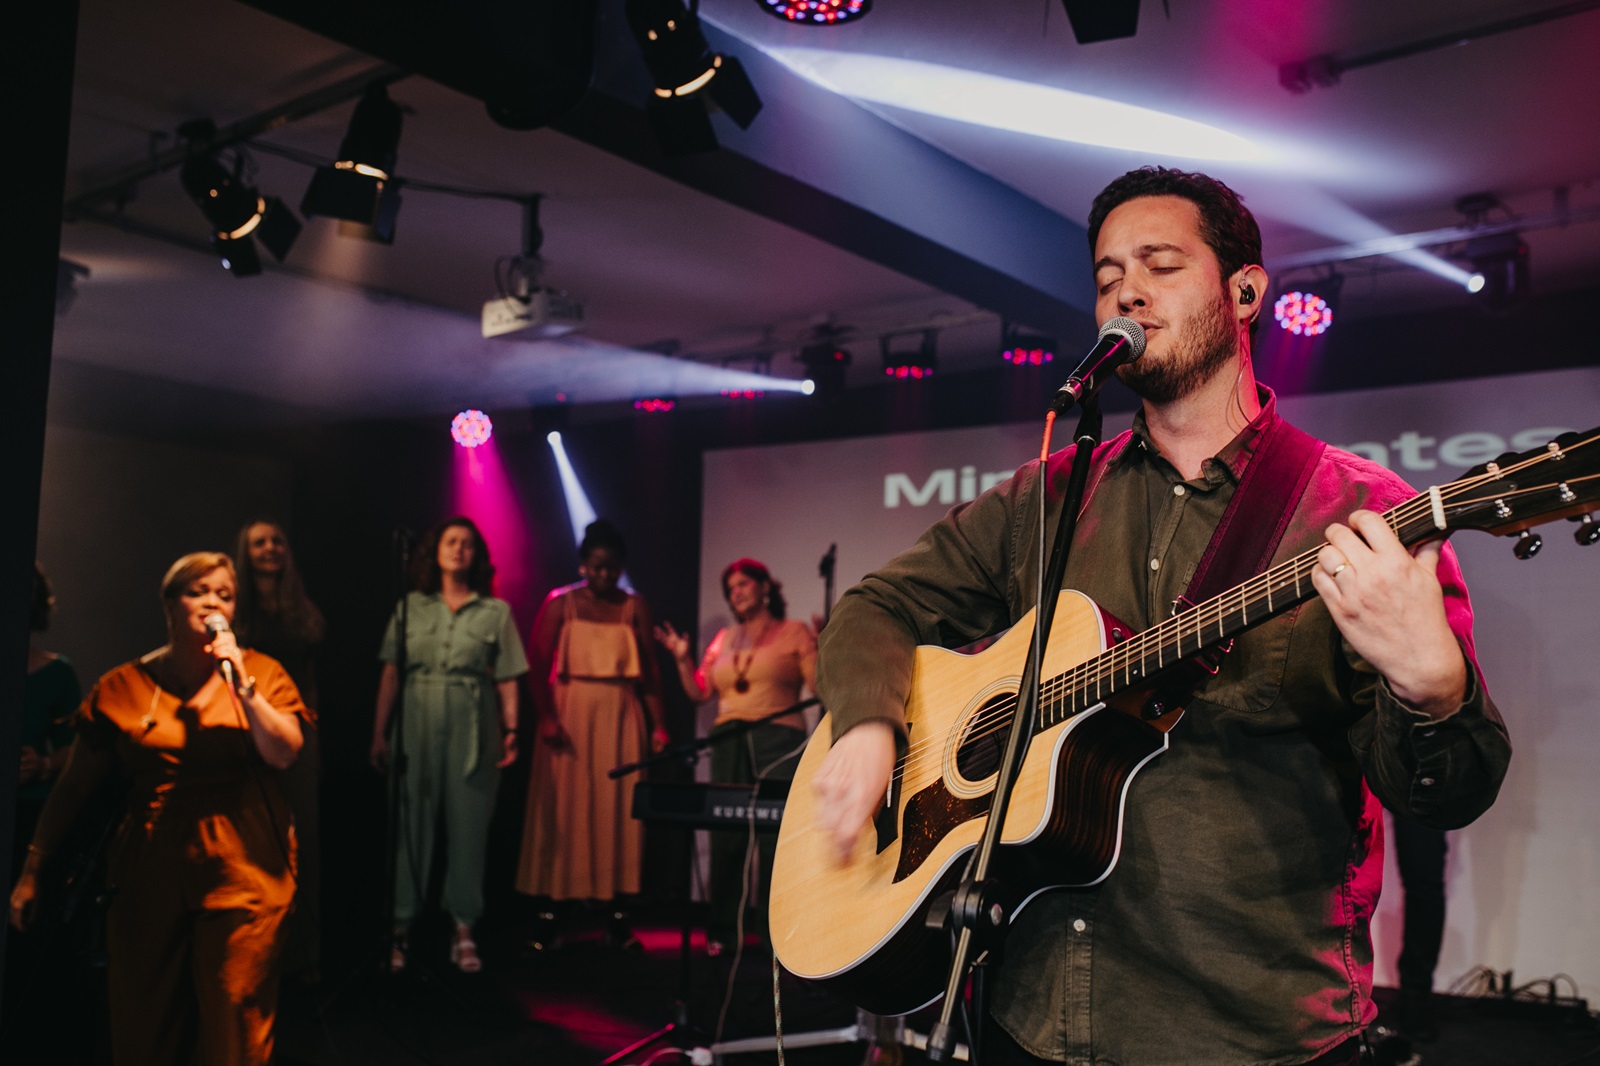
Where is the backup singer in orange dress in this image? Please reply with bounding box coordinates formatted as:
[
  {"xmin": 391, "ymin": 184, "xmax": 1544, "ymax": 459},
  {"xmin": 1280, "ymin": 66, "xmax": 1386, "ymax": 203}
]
[
  {"xmin": 517, "ymin": 520, "xmax": 668, "ymax": 948},
  {"xmin": 9, "ymin": 552, "xmax": 307, "ymax": 1066}
]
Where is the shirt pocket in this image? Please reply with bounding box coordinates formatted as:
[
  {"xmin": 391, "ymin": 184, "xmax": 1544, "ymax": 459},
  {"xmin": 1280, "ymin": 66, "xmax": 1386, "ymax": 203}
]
[
  {"xmin": 1194, "ymin": 604, "xmax": 1299, "ymax": 715},
  {"xmin": 451, "ymin": 610, "xmax": 502, "ymax": 673}
]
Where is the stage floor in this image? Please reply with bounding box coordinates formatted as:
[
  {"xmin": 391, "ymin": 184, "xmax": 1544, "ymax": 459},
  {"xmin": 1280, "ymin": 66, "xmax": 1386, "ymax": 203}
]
[{"xmin": 273, "ymin": 912, "xmax": 1600, "ymax": 1066}]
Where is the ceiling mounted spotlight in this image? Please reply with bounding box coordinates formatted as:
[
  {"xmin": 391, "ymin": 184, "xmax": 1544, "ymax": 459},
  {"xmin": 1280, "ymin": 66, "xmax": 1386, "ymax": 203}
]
[
  {"xmin": 626, "ymin": 0, "xmax": 763, "ymax": 156},
  {"xmin": 881, "ymin": 330, "xmax": 938, "ymax": 380},
  {"xmin": 178, "ymin": 144, "xmax": 301, "ymax": 277},
  {"xmin": 1465, "ymin": 231, "xmax": 1530, "ymax": 310},
  {"xmin": 798, "ymin": 339, "xmax": 851, "ymax": 398},
  {"xmin": 1273, "ymin": 273, "xmax": 1342, "ymax": 336},
  {"xmin": 1273, "ymin": 290, "xmax": 1334, "ymax": 336},
  {"xmin": 1060, "ymin": 0, "xmax": 1141, "ymax": 44},
  {"xmin": 451, "ymin": 409, "xmax": 494, "ymax": 448},
  {"xmin": 301, "ymin": 82, "xmax": 404, "ymax": 243},
  {"xmin": 758, "ymin": 0, "xmax": 871, "ymax": 25}
]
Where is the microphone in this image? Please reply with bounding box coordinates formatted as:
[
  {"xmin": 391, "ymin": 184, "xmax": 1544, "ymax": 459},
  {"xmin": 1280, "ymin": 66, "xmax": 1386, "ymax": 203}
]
[
  {"xmin": 819, "ymin": 543, "xmax": 837, "ymax": 578},
  {"xmin": 204, "ymin": 613, "xmax": 240, "ymax": 690},
  {"xmin": 1050, "ymin": 317, "xmax": 1147, "ymax": 414}
]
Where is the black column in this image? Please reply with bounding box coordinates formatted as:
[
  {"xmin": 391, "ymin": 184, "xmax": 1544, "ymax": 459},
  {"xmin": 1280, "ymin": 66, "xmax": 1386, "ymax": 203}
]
[{"xmin": 0, "ymin": 0, "xmax": 80, "ymax": 989}]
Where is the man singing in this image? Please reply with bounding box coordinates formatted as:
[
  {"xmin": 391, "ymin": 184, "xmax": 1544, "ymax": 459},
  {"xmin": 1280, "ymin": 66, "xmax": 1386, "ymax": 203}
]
[{"xmin": 809, "ymin": 167, "xmax": 1510, "ymax": 1065}]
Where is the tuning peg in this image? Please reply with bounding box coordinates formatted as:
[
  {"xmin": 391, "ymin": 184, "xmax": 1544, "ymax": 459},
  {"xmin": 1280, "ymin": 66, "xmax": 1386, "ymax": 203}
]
[
  {"xmin": 1574, "ymin": 514, "xmax": 1600, "ymax": 547},
  {"xmin": 1513, "ymin": 530, "xmax": 1543, "ymax": 560}
]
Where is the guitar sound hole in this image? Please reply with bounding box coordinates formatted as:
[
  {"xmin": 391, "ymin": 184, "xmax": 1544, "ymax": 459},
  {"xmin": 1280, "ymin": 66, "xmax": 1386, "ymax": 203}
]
[{"xmin": 955, "ymin": 694, "xmax": 1014, "ymax": 782}]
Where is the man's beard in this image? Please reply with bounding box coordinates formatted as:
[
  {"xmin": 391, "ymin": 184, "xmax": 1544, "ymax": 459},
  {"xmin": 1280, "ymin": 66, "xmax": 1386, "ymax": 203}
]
[{"xmin": 1117, "ymin": 289, "xmax": 1236, "ymax": 404}]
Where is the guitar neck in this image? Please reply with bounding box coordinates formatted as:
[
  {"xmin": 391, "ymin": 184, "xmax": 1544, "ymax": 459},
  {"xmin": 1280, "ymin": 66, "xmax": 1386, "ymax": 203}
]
[{"xmin": 1037, "ymin": 485, "xmax": 1455, "ymax": 728}]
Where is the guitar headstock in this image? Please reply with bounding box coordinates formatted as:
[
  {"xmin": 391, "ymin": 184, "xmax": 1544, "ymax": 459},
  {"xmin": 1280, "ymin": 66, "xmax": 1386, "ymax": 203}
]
[{"xmin": 1427, "ymin": 428, "xmax": 1600, "ymax": 547}]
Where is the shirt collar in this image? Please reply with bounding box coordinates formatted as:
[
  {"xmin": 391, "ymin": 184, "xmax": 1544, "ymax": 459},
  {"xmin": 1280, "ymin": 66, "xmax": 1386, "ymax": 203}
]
[
  {"xmin": 1124, "ymin": 384, "xmax": 1281, "ymax": 484},
  {"xmin": 421, "ymin": 589, "xmax": 483, "ymax": 608}
]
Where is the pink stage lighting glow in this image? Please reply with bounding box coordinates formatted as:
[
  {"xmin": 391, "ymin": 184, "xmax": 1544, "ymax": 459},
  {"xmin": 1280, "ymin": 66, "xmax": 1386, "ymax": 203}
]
[
  {"xmin": 721, "ymin": 388, "xmax": 766, "ymax": 399},
  {"xmin": 633, "ymin": 398, "xmax": 676, "ymax": 413},
  {"xmin": 1003, "ymin": 347, "xmax": 1054, "ymax": 366},
  {"xmin": 884, "ymin": 365, "xmax": 933, "ymax": 379},
  {"xmin": 1273, "ymin": 291, "xmax": 1334, "ymax": 336},
  {"xmin": 450, "ymin": 409, "xmax": 494, "ymax": 448},
  {"xmin": 761, "ymin": 0, "xmax": 870, "ymax": 25}
]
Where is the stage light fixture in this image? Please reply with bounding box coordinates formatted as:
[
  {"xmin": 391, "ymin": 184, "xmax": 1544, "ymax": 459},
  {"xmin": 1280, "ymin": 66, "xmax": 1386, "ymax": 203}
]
[
  {"xmin": 179, "ymin": 153, "xmax": 301, "ymax": 277},
  {"xmin": 1464, "ymin": 231, "xmax": 1530, "ymax": 309},
  {"xmin": 1060, "ymin": 0, "xmax": 1141, "ymax": 44},
  {"xmin": 626, "ymin": 0, "xmax": 763, "ymax": 156},
  {"xmin": 634, "ymin": 398, "xmax": 677, "ymax": 413},
  {"xmin": 1001, "ymin": 324, "xmax": 1057, "ymax": 366},
  {"xmin": 758, "ymin": 0, "xmax": 870, "ymax": 24},
  {"xmin": 301, "ymin": 82, "xmax": 404, "ymax": 244},
  {"xmin": 451, "ymin": 409, "xmax": 494, "ymax": 448},
  {"xmin": 798, "ymin": 341, "xmax": 851, "ymax": 398},
  {"xmin": 881, "ymin": 330, "xmax": 937, "ymax": 380},
  {"xmin": 1273, "ymin": 290, "xmax": 1334, "ymax": 336}
]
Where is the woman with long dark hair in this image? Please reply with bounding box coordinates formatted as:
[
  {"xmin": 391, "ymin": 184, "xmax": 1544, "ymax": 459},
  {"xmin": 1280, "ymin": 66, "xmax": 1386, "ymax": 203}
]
[
  {"xmin": 655, "ymin": 557, "xmax": 816, "ymax": 954},
  {"xmin": 371, "ymin": 517, "xmax": 527, "ymax": 974},
  {"xmin": 233, "ymin": 519, "xmax": 325, "ymax": 980},
  {"xmin": 516, "ymin": 519, "xmax": 668, "ymax": 949},
  {"xmin": 10, "ymin": 552, "xmax": 307, "ymax": 1066}
]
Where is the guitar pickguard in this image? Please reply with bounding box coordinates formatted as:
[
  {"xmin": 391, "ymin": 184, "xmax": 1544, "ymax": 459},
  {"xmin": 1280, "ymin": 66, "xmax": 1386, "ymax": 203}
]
[{"xmin": 893, "ymin": 780, "xmax": 989, "ymax": 884}]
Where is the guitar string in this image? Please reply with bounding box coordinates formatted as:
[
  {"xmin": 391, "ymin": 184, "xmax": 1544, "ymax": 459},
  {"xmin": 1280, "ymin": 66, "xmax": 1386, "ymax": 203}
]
[
  {"xmin": 922, "ymin": 437, "xmax": 1594, "ymax": 764},
  {"xmin": 890, "ymin": 466, "xmax": 1598, "ymax": 789},
  {"xmin": 893, "ymin": 467, "xmax": 1597, "ymax": 784},
  {"xmin": 883, "ymin": 441, "xmax": 1597, "ymax": 787},
  {"xmin": 887, "ymin": 456, "xmax": 1598, "ymax": 784}
]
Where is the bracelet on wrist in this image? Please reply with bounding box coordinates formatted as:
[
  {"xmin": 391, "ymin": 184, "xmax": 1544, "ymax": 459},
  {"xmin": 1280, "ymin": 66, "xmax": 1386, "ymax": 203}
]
[{"xmin": 237, "ymin": 675, "xmax": 257, "ymax": 700}]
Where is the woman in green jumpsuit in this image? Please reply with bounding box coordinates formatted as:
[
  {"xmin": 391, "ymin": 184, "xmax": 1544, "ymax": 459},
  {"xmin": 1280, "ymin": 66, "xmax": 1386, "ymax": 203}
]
[{"xmin": 371, "ymin": 517, "xmax": 527, "ymax": 974}]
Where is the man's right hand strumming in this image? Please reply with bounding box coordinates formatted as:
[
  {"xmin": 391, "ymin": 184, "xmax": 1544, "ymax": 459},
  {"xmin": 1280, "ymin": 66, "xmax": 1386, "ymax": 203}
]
[{"xmin": 811, "ymin": 720, "xmax": 897, "ymax": 864}]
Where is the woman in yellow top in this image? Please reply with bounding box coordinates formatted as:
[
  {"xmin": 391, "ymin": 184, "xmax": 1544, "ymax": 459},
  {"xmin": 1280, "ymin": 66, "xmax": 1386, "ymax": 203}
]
[
  {"xmin": 656, "ymin": 557, "xmax": 817, "ymax": 954},
  {"xmin": 518, "ymin": 519, "xmax": 668, "ymax": 949}
]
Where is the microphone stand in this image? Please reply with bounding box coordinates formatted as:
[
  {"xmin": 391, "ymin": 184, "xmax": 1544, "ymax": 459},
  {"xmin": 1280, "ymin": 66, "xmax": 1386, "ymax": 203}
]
[{"xmin": 925, "ymin": 397, "xmax": 1104, "ymax": 1063}]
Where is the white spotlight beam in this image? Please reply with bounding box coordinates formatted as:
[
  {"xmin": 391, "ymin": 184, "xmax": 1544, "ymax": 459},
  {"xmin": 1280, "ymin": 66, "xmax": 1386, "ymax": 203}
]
[
  {"xmin": 766, "ymin": 49, "xmax": 1269, "ymax": 164},
  {"xmin": 1269, "ymin": 204, "xmax": 1600, "ymax": 272},
  {"xmin": 546, "ymin": 431, "xmax": 598, "ymax": 549}
]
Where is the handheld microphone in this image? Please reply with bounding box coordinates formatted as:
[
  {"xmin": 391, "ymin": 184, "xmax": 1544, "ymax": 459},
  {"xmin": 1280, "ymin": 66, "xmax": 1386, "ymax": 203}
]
[
  {"xmin": 1050, "ymin": 317, "xmax": 1147, "ymax": 414},
  {"xmin": 204, "ymin": 613, "xmax": 240, "ymax": 689}
]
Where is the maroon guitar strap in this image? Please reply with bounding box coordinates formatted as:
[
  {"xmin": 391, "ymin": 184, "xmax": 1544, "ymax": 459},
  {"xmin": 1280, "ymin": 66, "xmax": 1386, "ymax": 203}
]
[{"xmin": 1180, "ymin": 417, "xmax": 1326, "ymax": 609}]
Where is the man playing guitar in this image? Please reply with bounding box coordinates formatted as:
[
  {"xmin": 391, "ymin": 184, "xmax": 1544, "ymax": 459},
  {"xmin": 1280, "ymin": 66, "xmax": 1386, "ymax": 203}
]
[{"xmin": 805, "ymin": 168, "xmax": 1511, "ymax": 1066}]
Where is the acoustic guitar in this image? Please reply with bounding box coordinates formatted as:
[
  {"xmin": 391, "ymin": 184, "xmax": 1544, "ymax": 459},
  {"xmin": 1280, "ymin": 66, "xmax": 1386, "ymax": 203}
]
[{"xmin": 770, "ymin": 428, "xmax": 1600, "ymax": 1016}]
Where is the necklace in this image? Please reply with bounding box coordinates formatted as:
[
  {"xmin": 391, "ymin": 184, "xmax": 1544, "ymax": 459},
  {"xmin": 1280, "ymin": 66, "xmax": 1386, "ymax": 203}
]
[{"xmin": 729, "ymin": 619, "xmax": 772, "ymax": 695}]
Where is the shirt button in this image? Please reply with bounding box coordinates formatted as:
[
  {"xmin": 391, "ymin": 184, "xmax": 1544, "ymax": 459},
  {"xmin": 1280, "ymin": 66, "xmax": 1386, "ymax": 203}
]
[
  {"xmin": 1072, "ymin": 919, "xmax": 1087, "ymax": 933},
  {"xmin": 1149, "ymin": 558, "xmax": 1161, "ymax": 571},
  {"xmin": 1173, "ymin": 484, "xmax": 1186, "ymax": 496},
  {"xmin": 1420, "ymin": 777, "xmax": 1436, "ymax": 787}
]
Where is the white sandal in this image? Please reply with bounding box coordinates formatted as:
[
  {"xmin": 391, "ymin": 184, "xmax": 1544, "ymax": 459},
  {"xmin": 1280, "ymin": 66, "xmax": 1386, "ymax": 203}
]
[{"xmin": 451, "ymin": 924, "xmax": 482, "ymax": 974}]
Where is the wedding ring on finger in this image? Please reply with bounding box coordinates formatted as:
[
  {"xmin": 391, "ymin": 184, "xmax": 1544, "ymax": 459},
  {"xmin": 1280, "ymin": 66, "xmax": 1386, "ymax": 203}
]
[{"xmin": 1330, "ymin": 561, "xmax": 1350, "ymax": 578}]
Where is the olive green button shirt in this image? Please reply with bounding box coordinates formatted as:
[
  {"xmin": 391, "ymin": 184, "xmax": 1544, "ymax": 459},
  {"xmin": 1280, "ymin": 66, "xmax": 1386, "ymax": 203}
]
[{"xmin": 818, "ymin": 391, "xmax": 1510, "ymax": 1065}]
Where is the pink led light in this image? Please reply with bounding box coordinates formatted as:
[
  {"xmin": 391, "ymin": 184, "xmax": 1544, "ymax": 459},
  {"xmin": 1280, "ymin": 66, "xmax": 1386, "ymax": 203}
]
[
  {"xmin": 450, "ymin": 409, "xmax": 493, "ymax": 448},
  {"xmin": 1273, "ymin": 291, "xmax": 1334, "ymax": 336},
  {"xmin": 763, "ymin": 0, "xmax": 869, "ymax": 24},
  {"xmin": 1003, "ymin": 347, "xmax": 1054, "ymax": 366},
  {"xmin": 633, "ymin": 398, "xmax": 676, "ymax": 413},
  {"xmin": 720, "ymin": 389, "xmax": 766, "ymax": 399}
]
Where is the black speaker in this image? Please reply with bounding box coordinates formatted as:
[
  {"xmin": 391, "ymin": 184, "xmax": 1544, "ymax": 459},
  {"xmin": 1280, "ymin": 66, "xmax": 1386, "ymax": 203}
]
[{"xmin": 1060, "ymin": 0, "xmax": 1140, "ymax": 44}]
